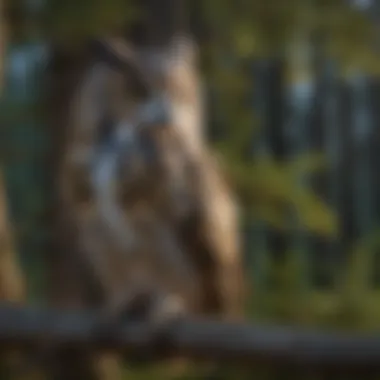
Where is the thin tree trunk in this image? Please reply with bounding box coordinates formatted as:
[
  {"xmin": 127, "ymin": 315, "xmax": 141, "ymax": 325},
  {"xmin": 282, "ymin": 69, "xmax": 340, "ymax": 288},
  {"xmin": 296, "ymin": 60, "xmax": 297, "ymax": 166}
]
[
  {"xmin": 0, "ymin": 170, "xmax": 24, "ymax": 303},
  {"xmin": 0, "ymin": 169, "xmax": 27, "ymax": 378},
  {"xmin": 0, "ymin": 0, "xmax": 23, "ymax": 303},
  {"xmin": 337, "ymin": 80, "xmax": 356, "ymax": 260},
  {"xmin": 262, "ymin": 58, "xmax": 289, "ymax": 263},
  {"xmin": 0, "ymin": 0, "xmax": 24, "ymax": 348},
  {"xmin": 0, "ymin": 4, "xmax": 30, "ymax": 379}
]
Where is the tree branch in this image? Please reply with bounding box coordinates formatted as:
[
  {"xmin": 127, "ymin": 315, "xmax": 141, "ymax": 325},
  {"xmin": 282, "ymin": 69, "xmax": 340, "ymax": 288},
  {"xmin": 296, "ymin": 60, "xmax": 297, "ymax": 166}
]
[{"xmin": 0, "ymin": 303, "xmax": 380, "ymax": 372}]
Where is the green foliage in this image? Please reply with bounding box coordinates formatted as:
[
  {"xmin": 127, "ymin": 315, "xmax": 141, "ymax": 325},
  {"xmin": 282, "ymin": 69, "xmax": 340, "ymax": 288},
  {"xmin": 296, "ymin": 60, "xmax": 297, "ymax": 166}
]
[
  {"xmin": 221, "ymin": 154, "xmax": 337, "ymax": 236},
  {"xmin": 246, "ymin": 227, "xmax": 380, "ymax": 330},
  {"xmin": 200, "ymin": 0, "xmax": 380, "ymax": 75},
  {"xmin": 206, "ymin": 54, "xmax": 337, "ymax": 238},
  {"xmin": 41, "ymin": 0, "xmax": 139, "ymax": 44}
]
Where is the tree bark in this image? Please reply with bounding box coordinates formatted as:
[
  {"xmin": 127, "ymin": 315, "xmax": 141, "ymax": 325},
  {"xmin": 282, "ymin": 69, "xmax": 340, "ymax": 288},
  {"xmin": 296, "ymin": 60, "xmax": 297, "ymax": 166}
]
[
  {"xmin": 0, "ymin": 170, "xmax": 25, "ymax": 303},
  {"xmin": 0, "ymin": 4, "xmax": 30, "ymax": 378},
  {"xmin": 0, "ymin": 171, "xmax": 27, "ymax": 378},
  {"xmin": 0, "ymin": 0, "xmax": 25, "ymax": 344}
]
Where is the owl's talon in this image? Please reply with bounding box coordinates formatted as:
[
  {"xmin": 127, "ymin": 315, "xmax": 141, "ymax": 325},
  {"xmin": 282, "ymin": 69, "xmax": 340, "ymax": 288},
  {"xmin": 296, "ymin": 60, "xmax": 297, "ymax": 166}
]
[{"xmin": 95, "ymin": 291, "xmax": 186, "ymax": 339}]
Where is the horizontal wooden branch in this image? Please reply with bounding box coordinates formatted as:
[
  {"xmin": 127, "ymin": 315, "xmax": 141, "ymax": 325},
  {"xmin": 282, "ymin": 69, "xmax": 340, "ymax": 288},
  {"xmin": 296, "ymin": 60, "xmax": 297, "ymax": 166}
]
[{"xmin": 0, "ymin": 302, "xmax": 380, "ymax": 372}]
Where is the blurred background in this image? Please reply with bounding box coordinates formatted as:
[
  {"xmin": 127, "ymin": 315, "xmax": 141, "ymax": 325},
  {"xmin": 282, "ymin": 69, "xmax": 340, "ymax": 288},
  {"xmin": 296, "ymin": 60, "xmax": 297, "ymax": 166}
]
[{"xmin": 2, "ymin": 0, "xmax": 380, "ymax": 378}]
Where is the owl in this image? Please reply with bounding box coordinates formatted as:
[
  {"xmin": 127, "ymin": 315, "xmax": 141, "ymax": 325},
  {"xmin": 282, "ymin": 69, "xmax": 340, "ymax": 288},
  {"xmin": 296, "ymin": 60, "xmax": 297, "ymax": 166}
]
[{"xmin": 45, "ymin": 35, "xmax": 246, "ymax": 379}]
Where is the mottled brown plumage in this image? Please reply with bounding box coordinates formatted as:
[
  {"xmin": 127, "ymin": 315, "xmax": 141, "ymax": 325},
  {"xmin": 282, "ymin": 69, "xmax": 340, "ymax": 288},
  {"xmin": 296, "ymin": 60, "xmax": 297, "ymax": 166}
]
[{"xmin": 46, "ymin": 34, "xmax": 246, "ymax": 379}]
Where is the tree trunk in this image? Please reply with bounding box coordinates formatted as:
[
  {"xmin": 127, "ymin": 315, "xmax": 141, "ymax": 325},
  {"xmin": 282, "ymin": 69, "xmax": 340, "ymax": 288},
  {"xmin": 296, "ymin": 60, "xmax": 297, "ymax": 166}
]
[
  {"xmin": 0, "ymin": 169, "xmax": 27, "ymax": 378},
  {"xmin": 0, "ymin": 4, "xmax": 33, "ymax": 379},
  {"xmin": 261, "ymin": 58, "xmax": 289, "ymax": 263},
  {"xmin": 0, "ymin": 0, "xmax": 24, "ymax": 302},
  {"xmin": 0, "ymin": 170, "xmax": 24, "ymax": 303}
]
